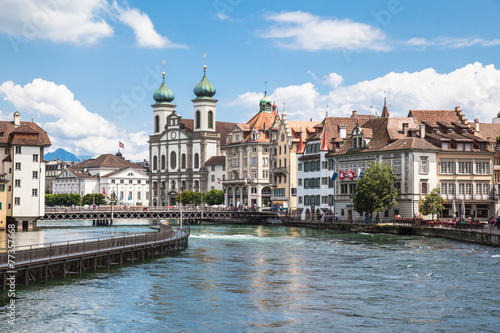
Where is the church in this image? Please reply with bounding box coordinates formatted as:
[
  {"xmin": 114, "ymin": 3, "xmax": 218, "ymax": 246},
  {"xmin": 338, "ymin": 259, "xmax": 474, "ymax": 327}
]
[{"xmin": 148, "ymin": 65, "xmax": 235, "ymax": 206}]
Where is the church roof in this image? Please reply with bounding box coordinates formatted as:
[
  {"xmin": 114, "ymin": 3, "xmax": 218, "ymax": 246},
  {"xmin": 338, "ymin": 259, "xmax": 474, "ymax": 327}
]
[
  {"xmin": 193, "ymin": 66, "xmax": 216, "ymax": 98},
  {"xmin": 74, "ymin": 154, "xmax": 141, "ymax": 169}
]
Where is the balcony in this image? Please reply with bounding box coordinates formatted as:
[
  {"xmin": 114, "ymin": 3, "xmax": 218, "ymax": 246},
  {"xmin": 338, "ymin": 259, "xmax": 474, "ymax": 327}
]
[
  {"xmin": 273, "ymin": 167, "xmax": 288, "ymax": 175},
  {"xmin": 0, "ymin": 173, "xmax": 8, "ymax": 183}
]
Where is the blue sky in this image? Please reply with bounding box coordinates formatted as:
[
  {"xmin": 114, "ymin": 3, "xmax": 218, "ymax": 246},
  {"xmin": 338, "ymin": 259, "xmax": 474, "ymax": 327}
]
[{"xmin": 0, "ymin": 0, "xmax": 500, "ymax": 160}]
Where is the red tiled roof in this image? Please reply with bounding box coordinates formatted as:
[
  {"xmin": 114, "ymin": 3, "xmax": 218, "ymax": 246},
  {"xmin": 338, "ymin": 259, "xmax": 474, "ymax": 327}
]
[
  {"xmin": 75, "ymin": 154, "xmax": 141, "ymax": 169},
  {"xmin": 205, "ymin": 156, "xmax": 226, "ymax": 164},
  {"xmin": 0, "ymin": 120, "xmax": 51, "ymax": 147}
]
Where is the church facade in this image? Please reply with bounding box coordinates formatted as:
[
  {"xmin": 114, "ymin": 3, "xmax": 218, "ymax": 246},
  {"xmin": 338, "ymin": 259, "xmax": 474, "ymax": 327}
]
[{"xmin": 148, "ymin": 65, "xmax": 234, "ymax": 206}]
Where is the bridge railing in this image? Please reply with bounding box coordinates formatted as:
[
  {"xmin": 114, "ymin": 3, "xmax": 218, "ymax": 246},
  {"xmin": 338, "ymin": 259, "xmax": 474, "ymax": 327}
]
[{"xmin": 0, "ymin": 225, "xmax": 189, "ymax": 266}]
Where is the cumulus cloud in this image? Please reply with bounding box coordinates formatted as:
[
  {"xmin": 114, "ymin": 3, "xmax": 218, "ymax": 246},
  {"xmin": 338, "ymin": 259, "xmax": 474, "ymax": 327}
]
[
  {"xmin": 261, "ymin": 11, "xmax": 391, "ymax": 51},
  {"xmin": 112, "ymin": 1, "xmax": 187, "ymax": 49},
  {"xmin": 0, "ymin": 79, "xmax": 148, "ymax": 161},
  {"xmin": 227, "ymin": 62, "xmax": 500, "ymax": 124},
  {"xmin": 0, "ymin": 0, "xmax": 182, "ymax": 49}
]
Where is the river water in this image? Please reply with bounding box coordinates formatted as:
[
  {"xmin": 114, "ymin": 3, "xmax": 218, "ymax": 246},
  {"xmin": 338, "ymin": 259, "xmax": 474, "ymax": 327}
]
[{"xmin": 2, "ymin": 222, "xmax": 500, "ymax": 332}]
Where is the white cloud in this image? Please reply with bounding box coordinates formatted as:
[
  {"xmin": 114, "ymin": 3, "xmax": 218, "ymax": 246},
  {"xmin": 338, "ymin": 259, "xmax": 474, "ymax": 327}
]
[
  {"xmin": 262, "ymin": 11, "xmax": 391, "ymax": 51},
  {"xmin": 227, "ymin": 62, "xmax": 500, "ymax": 124},
  {"xmin": 0, "ymin": 0, "xmax": 183, "ymax": 49},
  {"xmin": 112, "ymin": 2, "xmax": 187, "ymax": 49},
  {"xmin": 406, "ymin": 36, "xmax": 500, "ymax": 49},
  {"xmin": 0, "ymin": 79, "xmax": 148, "ymax": 161}
]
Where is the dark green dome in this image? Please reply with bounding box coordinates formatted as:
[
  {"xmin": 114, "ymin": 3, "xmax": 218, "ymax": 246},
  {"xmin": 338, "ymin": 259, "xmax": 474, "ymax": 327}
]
[
  {"xmin": 153, "ymin": 74, "xmax": 174, "ymax": 104},
  {"xmin": 194, "ymin": 66, "xmax": 216, "ymax": 98}
]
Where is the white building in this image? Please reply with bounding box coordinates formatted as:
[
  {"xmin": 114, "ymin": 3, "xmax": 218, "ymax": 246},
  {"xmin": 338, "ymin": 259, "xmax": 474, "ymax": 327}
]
[
  {"xmin": 205, "ymin": 156, "xmax": 225, "ymax": 191},
  {"xmin": 0, "ymin": 112, "xmax": 51, "ymax": 229},
  {"xmin": 148, "ymin": 65, "xmax": 235, "ymax": 206},
  {"xmin": 53, "ymin": 153, "xmax": 149, "ymax": 206}
]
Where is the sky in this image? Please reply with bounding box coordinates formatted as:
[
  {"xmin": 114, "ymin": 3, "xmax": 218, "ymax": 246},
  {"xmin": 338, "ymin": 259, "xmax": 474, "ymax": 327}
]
[{"xmin": 0, "ymin": 0, "xmax": 500, "ymax": 161}]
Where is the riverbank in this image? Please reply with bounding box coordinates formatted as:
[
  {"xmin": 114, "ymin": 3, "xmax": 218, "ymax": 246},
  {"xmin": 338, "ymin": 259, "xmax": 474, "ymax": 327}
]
[{"xmin": 281, "ymin": 221, "xmax": 500, "ymax": 247}]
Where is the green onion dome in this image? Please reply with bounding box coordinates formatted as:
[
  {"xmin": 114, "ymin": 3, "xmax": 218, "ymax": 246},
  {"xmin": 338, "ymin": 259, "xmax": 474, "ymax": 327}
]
[
  {"xmin": 153, "ymin": 73, "xmax": 175, "ymax": 104},
  {"xmin": 193, "ymin": 65, "xmax": 216, "ymax": 98},
  {"xmin": 260, "ymin": 92, "xmax": 272, "ymax": 105}
]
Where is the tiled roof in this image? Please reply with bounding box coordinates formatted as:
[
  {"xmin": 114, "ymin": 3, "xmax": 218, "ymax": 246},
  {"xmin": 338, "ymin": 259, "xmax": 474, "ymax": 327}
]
[
  {"xmin": 0, "ymin": 121, "xmax": 51, "ymax": 147},
  {"xmin": 66, "ymin": 167, "xmax": 97, "ymax": 178},
  {"xmin": 477, "ymin": 123, "xmax": 500, "ymax": 142},
  {"xmin": 178, "ymin": 119, "xmax": 236, "ymax": 150},
  {"xmin": 225, "ymin": 110, "xmax": 279, "ymax": 147},
  {"xmin": 407, "ymin": 109, "xmax": 464, "ymax": 125},
  {"xmin": 205, "ymin": 155, "xmax": 226, "ymax": 164},
  {"xmin": 75, "ymin": 154, "xmax": 142, "ymax": 169},
  {"xmin": 308, "ymin": 115, "xmax": 371, "ymax": 151}
]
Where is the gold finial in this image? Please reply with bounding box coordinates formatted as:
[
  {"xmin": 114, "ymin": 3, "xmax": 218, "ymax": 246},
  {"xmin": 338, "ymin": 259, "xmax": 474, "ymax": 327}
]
[{"xmin": 203, "ymin": 53, "xmax": 207, "ymax": 71}]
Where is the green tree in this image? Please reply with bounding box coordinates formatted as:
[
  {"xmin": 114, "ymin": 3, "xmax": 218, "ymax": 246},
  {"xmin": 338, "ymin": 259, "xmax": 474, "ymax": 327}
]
[
  {"xmin": 204, "ymin": 189, "xmax": 224, "ymax": 205},
  {"xmin": 107, "ymin": 192, "xmax": 118, "ymax": 206},
  {"xmin": 82, "ymin": 193, "xmax": 107, "ymax": 206},
  {"xmin": 419, "ymin": 187, "xmax": 445, "ymax": 220},
  {"xmin": 67, "ymin": 194, "xmax": 82, "ymax": 206},
  {"xmin": 351, "ymin": 161, "xmax": 398, "ymax": 217},
  {"xmin": 45, "ymin": 194, "xmax": 54, "ymax": 206}
]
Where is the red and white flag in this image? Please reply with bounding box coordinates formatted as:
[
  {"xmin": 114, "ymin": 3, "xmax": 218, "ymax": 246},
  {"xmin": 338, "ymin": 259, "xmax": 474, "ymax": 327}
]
[
  {"xmin": 348, "ymin": 169, "xmax": 355, "ymax": 181},
  {"xmin": 339, "ymin": 170, "xmax": 346, "ymax": 181},
  {"xmin": 119, "ymin": 141, "xmax": 124, "ymax": 148},
  {"xmin": 217, "ymin": 177, "xmax": 221, "ymax": 184},
  {"xmin": 103, "ymin": 187, "xmax": 107, "ymax": 196}
]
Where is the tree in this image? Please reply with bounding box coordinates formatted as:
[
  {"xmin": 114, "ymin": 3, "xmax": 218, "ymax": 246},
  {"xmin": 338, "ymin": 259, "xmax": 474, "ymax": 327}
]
[
  {"xmin": 45, "ymin": 194, "xmax": 54, "ymax": 206},
  {"xmin": 351, "ymin": 161, "xmax": 398, "ymax": 217},
  {"xmin": 107, "ymin": 192, "xmax": 118, "ymax": 206},
  {"xmin": 419, "ymin": 187, "xmax": 445, "ymax": 220},
  {"xmin": 204, "ymin": 189, "xmax": 224, "ymax": 205},
  {"xmin": 82, "ymin": 193, "xmax": 106, "ymax": 206}
]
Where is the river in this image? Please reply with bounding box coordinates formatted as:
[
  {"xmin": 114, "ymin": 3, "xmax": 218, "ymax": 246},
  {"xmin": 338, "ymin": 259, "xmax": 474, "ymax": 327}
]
[{"xmin": 2, "ymin": 222, "xmax": 500, "ymax": 332}]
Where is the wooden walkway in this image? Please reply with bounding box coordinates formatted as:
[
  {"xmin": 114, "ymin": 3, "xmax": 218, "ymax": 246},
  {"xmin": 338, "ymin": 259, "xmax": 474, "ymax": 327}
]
[{"xmin": 1, "ymin": 224, "xmax": 190, "ymax": 289}]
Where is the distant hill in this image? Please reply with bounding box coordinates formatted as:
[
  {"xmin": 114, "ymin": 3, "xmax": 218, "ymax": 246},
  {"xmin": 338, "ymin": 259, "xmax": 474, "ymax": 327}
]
[{"xmin": 45, "ymin": 148, "xmax": 91, "ymax": 162}]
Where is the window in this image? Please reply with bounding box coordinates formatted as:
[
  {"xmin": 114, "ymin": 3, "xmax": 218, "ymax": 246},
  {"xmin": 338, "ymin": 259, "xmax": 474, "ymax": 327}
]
[
  {"xmin": 298, "ymin": 196, "xmax": 303, "ymax": 204},
  {"xmin": 0, "ymin": 184, "xmax": 4, "ymax": 192},
  {"xmin": 195, "ymin": 111, "xmax": 201, "ymax": 129},
  {"xmin": 15, "ymin": 163, "xmax": 21, "ymax": 170},
  {"xmin": 483, "ymin": 184, "xmax": 489, "ymax": 195},
  {"xmin": 153, "ymin": 156, "xmax": 157, "ymax": 170},
  {"xmin": 194, "ymin": 153, "xmax": 200, "ymax": 169},
  {"xmin": 420, "ymin": 158, "xmax": 428, "ymax": 174},
  {"xmin": 211, "ymin": 175, "xmax": 215, "ymax": 182},
  {"xmin": 459, "ymin": 183, "xmax": 465, "ymax": 195},
  {"xmin": 421, "ymin": 182, "xmax": 428, "ymax": 194},
  {"xmin": 120, "ymin": 180, "xmax": 124, "ymax": 184},
  {"xmin": 211, "ymin": 165, "xmax": 215, "ymax": 171},
  {"xmin": 392, "ymin": 160, "xmax": 401, "ymax": 174},
  {"xmin": 32, "ymin": 189, "xmax": 38, "ymax": 197},
  {"xmin": 252, "ymin": 146, "xmax": 257, "ymax": 153},
  {"xmin": 441, "ymin": 183, "xmax": 447, "ymax": 195},
  {"xmin": 298, "ymin": 179, "xmax": 302, "ymax": 186},
  {"xmin": 298, "ymin": 163, "xmax": 302, "ymax": 171},
  {"xmin": 448, "ymin": 183, "xmax": 455, "ymax": 195},
  {"xmin": 208, "ymin": 111, "xmax": 213, "ymax": 129},
  {"xmin": 442, "ymin": 142, "xmax": 449, "ymax": 150},
  {"xmin": 476, "ymin": 183, "xmax": 482, "ymax": 195},
  {"xmin": 161, "ymin": 155, "xmax": 166, "ymax": 169},
  {"xmin": 170, "ymin": 151, "xmax": 177, "ymax": 169},
  {"xmin": 251, "ymin": 157, "xmax": 257, "ymax": 166},
  {"xmin": 466, "ymin": 183, "xmax": 472, "ymax": 195},
  {"xmin": 322, "ymin": 177, "xmax": 328, "ymax": 185},
  {"xmin": 129, "ymin": 180, "xmax": 133, "ymax": 184},
  {"xmin": 33, "ymin": 171, "xmax": 38, "ymax": 179},
  {"xmin": 33, "ymin": 154, "xmax": 38, "ymax": 162},
  {"xmin": 111, "ymin": 179, "xmax": 115, "ymax": 184},
  {"xmin": 322, "ymin": 161, "xmax": 328, "ymax": 169},
  {"xmin": 137, "ymin": 192, "xmax": 141, "ymax": 200},
  {"xmin": 182, "ymin": 154, "xmax": 186, "ymax": 169},
  {"xmin": 14, "ymin": 179, "xmax": 22, "ymax": 187},
  {"xmin": 155, "ymin": 115, "xmax": 160, "ymax": 132},
  {"xmin": 15, "ymin": 147, "xmax": 21, "ymax": 154},
  {"xmin": 14, "ymin": 197, "xmax": 20, "ymax": 205}
]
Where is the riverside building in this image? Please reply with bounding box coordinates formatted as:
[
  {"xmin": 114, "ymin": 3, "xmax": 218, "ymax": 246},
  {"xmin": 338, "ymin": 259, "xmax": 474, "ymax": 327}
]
[{"xmin": 148, "ymin": 65, "xmax": 235, "ymax": 206}]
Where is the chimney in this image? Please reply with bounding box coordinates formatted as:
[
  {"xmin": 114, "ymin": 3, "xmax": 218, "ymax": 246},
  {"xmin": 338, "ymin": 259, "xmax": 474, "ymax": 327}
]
[
  {"xmin": 310, "ymin": 118, "xmax": 312, "ymax": 122},
  {"xmin": 474, "ymin": 118, "xmax": 480, "ymax": 133},
  {"xmin": 339, "ymin": 125, "xmax": 346, "ymax": 139},
  {"xmin": 13, "ymin": 111, "xmax": 20, "ymax": 127},
  {"xmin": 419, "ymin": 123, "xmax": 425, "ymax": 139},
  {"xmin": 402, "ymin": 123, "xmax": 409, "ymax": 135},
  {"xmin": 351, "ymin": 110, "xmax": 357, "ymax": 118}
]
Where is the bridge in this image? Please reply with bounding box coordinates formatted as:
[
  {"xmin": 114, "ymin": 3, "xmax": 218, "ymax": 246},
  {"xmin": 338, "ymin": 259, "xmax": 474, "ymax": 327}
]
[{"xmin": 38, "ymin": 207, "xmax": 279, "ymax": 226}]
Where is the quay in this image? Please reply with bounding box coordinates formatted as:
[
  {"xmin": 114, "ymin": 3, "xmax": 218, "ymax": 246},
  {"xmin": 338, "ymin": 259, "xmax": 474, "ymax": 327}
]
[
  {"xmin": 0, "ymin": 223, "xmax": 190, "ymax": 290},
  {"xmin": 281, "ymin": 219, "xmax": 500, "ymax": 247}
]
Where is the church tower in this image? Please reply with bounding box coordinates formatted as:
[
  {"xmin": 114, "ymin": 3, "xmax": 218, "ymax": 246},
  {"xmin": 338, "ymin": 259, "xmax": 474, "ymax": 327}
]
[
  {"xmin": 192, "ymin": 64, "xmax": 217, "ymax": 132},
  {"xmin": 152, "ymin": 71, "xmax": 176, "ymax": 134}
]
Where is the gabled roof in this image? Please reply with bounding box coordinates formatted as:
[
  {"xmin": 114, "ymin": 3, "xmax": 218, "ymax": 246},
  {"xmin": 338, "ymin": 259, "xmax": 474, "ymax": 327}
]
[
  {"xmin": 205, "ymin": 156, "xmax": 226, "ymax": 164},
  {"xmin": 0, "ymin": 120, "xmax": 51, "ymax": 147},
  {"xmin": 75, "ymin": 154, "xmax": 141, "ymax": 169}
]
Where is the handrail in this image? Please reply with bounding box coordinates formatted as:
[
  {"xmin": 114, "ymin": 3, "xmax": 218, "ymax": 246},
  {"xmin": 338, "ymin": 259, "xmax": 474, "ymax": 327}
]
[{"xmin": 0, "ymin": 225, "xmax": 190, "ymax": 266}]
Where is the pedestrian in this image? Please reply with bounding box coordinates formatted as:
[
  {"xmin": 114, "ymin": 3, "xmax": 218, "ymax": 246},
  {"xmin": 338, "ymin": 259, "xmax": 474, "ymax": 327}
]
[{"xmin": 335, "ymin": 211, "xmax": 339, "ymax": 222}]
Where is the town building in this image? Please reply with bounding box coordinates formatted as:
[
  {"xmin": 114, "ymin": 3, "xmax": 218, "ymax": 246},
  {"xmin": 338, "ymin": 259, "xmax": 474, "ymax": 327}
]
[
  {"xmin": 0, "ymin": 112, "xmax": 51, "ymax": 229},
  {"xmin": 296, "ymin": 111, "xmax": 370, "ymax": 220},
  {"xmin": 205, "ymin": 156, "xmax": 226, "ymax": 192},
  {"xmin": 45, "ymin": 159, "xmax": 75, "ymax": 194},
  {"xmin": 148, "ymin": 65, "xmax": 235, "ymax": 206},
  {"xmin": 223, "ymin": 93, "xmax": 279, "ymax": 208},
  {"xmin": 53, "ymin": 153, "xmax": 149, "ymax": 206},
  {"xmin": 268, "ymin": 110, "xmax": 319, "ymax": 214}
]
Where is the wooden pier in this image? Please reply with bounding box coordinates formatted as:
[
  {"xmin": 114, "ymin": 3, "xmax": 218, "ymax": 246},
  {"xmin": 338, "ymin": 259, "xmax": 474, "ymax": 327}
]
[{"xmin": 0, "ymin": 224, "xmax": 190, "ymax": 290}]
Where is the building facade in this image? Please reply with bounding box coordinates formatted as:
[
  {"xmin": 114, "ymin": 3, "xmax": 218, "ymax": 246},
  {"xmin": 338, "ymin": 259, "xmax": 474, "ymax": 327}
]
[
  {"xmin": 223, "ymin": 94, "xmax": 278, "ymax": 208},
  {"xmin": 45, "ymin": 159, "xmax": 75, "ymax": 194},
  {"xmin": 0, "ymin": 112, "xmax": 51, "ymax": 229},
  {"xmin": 148, "ymin": 66, "xmax": 235, "ymax": 206}
]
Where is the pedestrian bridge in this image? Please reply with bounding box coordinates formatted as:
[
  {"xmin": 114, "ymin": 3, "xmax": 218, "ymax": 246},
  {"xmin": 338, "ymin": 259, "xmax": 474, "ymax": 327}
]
[{"xmin": 39, "ymin": 207, "xmax": 279, "ymax": 224}]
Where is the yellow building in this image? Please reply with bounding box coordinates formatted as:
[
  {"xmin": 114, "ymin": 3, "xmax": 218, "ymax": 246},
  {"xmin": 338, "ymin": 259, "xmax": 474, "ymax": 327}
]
[{"xmin": 268, "ymin": 111, "xmax": 319, "ymax": 214}]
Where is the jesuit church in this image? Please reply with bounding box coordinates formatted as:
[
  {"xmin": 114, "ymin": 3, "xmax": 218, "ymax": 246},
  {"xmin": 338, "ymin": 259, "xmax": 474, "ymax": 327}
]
[{"xmin": 148, "ymin": 65, "xmax": 235, "ymax": 206}]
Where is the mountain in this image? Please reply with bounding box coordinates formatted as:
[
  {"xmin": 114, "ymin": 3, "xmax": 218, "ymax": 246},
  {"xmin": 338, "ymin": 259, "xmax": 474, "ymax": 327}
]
[{"xmin": 45, "ymin": 148, "xmax": 89, "ymax": 162}]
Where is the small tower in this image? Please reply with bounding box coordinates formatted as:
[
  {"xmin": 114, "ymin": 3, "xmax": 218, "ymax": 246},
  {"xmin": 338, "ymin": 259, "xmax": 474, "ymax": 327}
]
[
  {"xmin": 152, "ymin": 66, "xmax": 176, "ymax": 134},
  {"xmin": 192, "ymin": 56, "xmax": 217, "ymax": 132}
]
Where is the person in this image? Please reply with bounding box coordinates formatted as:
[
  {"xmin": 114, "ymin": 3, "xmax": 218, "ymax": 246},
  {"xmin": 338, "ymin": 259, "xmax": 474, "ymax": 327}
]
[
  {"xmin": 335, "ymin": 211, "xmax": 339, "ymax": 222},
  {"xmin": 295, "ymin": 213, "xmax": 298, "ymax": 221}
]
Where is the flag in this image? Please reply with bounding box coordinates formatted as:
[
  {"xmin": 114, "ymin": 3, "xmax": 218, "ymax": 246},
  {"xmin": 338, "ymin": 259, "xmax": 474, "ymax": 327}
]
[
  {"xmin": 119, "ymin": 141, "xmax": 124, "ymax": 148},
  {"xmin": 339, "ymin": 170, "xmax": 346, "ymax": 181},
  {"xmin": 358, "ymin": 168, "xmax": 364, "ymax": 180},
  {"xmin": 331, "ymin": 172, "xmax": 338, "ymax": 181},
  {"xmin": 348, "ymin": 169, "xmax": 355, "ymax": 181},
  {"xmin": 217, "ymin": 177, "xmax": 221, "ymax": 184},
  {"xmin": 103, "ymin": 187, "xmax": 107, "ymax": 196}
]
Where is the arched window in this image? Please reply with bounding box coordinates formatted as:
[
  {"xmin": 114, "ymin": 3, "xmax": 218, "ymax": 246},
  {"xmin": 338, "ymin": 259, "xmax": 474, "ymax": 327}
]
[
  {"xmin": 208, "ymin": 111, "xmax": 213, "ymax": 129},
  {"xmin": 195, "ymin": 111, "xmax": 201, "ymax": 129},
  {"xmin": 194, "ymin": 180, "xmax": 199, "ymax": 190},
  {"xmin": 170, "ymin": 151, "xmax": 177, "ymax": 169},
  {"xmin": 153, "ymin": 155, "xmax": 157, "ymax": 170},
  {"xmin": 182, "ymin": 153, "xmax": 186, "ymax": 169},
  {"xmin": 194, "ymin": 153, "xmax": 199, "ymax": 169},
  {"xmin": 161, "ymin": 155, "xmax": 165, "ymax": 169},
  {"xmin": 155, "ymin": 115, "xmax": 160, "ymax": 133}
]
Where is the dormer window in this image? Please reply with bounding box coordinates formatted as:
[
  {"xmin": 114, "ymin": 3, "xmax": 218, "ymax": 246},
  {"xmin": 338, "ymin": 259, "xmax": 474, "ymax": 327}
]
[
  {"xmin": 432, "ymin": 128, "xmax": 438, "ymax": 134},
  {"xmin": 447, "ymin": 129, "xmax": 453, "ymax": 134},
  {"xmin": 462, "ymin": 129, "xmax": 467, "ymax": 134},
  {"xmin": 442, "ymin": 142, "xmax": 449, "ymax": 150}
]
